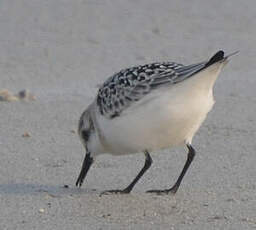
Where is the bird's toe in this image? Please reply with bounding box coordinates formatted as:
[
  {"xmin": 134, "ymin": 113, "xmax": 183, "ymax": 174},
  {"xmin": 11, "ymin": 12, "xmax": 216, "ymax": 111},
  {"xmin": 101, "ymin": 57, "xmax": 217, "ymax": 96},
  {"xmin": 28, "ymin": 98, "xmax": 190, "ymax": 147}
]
[
  {"xmin": 146, "ymin": 189, "xmax": 175, "ymax": 195},
  {"xmin": 100, "ymin": 189, "xmax": 130, "ymax": 195}
]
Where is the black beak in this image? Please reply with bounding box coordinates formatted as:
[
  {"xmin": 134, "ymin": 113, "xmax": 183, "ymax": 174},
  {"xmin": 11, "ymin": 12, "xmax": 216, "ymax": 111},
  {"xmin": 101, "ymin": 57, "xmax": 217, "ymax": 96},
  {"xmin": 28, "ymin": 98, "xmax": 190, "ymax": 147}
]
[{"xmin": 75, "ymin": 152, "xmax": 94, "ymax": 187}]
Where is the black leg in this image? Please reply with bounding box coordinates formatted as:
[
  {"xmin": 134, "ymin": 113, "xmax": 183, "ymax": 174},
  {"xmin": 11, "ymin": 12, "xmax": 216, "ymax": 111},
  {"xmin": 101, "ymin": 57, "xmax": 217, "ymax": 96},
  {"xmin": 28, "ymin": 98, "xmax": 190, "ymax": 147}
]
[
  {"xmin": 101, "ymin": 151, "xmax": 152, "ymax": 195},
  {"xmin": 147, "ymin": 144, "xmax": 196, "ymax": 194},
  {"xmin": 76, "ymin": 152, "xmax": 94, "ymax": 187}
]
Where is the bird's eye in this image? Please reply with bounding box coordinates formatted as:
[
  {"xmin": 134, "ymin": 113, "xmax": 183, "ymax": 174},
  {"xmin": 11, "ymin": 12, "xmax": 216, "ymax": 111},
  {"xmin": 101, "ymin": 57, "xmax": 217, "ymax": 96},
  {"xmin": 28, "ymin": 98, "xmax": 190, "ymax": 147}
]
[{"xmin": 81, "ymin": 130, "xmax": 90, "ymax": 142}]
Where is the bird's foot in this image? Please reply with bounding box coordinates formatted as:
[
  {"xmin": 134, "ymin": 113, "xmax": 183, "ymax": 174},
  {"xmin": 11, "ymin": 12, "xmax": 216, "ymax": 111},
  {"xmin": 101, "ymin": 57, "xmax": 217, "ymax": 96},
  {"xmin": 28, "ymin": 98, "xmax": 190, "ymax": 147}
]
[
  {"xmin": 146, "ymin": 185, "xmax": 178, "ymax": 195},
  {"xmin": 100, "ymin": 188, "xmax": 130, "ymax": 195}
]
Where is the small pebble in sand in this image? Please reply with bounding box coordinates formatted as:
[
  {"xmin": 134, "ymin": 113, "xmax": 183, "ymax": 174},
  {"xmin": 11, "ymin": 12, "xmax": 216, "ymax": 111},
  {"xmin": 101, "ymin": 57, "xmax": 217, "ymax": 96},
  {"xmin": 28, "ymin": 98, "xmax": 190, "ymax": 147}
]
[
  {"xmin": 63, "ymin": 185, "xmax": 69, "ymax": 188},
  {"xmin": 39, "ymin": 208, "xmax": 45, "ymax": 213},
  {"xmin": 17, "ymin": 89, "xmax": 36, "ymax": 101},
  {"xmin": 22, "ymin": 132, "xmax": 31, "ymax": 137},
  {"xmin": 0, "ymin": 89, "xmax": 35, "ymax": 102},
  {"xmin": 0, "ymin": 89, "xmax": 19, "ymax": 102}
]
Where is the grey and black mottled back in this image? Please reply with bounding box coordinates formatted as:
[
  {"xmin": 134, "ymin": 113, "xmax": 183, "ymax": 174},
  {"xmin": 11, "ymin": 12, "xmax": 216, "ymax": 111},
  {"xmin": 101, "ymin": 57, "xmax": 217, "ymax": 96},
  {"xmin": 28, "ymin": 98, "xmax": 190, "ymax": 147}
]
[{"xmin": 96, "ymin": 61, "xmax": 208, "ymax": 119}]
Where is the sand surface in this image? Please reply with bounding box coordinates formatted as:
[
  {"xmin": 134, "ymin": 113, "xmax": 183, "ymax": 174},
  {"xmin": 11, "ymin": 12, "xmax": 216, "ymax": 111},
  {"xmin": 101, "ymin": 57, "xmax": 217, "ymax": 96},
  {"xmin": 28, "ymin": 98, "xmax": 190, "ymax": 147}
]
[{"xmin": 0, "ymin": 0, "xmax": 256, "ymax": 229}]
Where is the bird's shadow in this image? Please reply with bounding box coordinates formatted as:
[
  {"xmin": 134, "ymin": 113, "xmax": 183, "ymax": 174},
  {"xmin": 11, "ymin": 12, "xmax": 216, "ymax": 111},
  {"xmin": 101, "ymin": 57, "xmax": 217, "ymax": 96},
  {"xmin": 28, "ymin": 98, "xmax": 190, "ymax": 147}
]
[{"xmin": 0, "ymin": 183, "xmax": 97, "ymax": 196}]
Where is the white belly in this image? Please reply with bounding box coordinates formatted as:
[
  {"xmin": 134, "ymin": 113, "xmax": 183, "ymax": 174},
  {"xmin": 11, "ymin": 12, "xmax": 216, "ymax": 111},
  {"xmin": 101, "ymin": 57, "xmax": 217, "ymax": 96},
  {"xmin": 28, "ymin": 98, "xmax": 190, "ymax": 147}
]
[{"xmin": 96, "ymin": 63, "xmax": 223, "ymax": 155}]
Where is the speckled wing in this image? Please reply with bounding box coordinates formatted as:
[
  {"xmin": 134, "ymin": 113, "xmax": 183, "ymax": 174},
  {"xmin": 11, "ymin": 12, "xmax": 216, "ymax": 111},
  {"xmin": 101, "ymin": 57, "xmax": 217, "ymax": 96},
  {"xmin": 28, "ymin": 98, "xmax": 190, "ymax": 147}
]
[{"xmin": 97, "ymin": 61, "xmax": 207, "ymax": 119}]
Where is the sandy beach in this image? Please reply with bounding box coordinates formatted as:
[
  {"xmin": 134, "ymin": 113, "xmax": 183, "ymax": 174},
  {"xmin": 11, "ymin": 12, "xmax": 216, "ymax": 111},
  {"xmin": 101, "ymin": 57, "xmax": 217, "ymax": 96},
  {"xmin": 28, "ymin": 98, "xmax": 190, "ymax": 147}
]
[{"xmin": 0, "ymin": 0, "xmax": 255, "ymax": 229}]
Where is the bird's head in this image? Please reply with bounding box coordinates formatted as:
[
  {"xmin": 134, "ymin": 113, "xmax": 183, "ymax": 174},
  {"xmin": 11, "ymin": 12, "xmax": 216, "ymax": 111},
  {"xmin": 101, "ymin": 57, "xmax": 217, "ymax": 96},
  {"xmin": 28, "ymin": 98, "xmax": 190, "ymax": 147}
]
[
  {"xmin": 76, "ymin": 108, "xmax": 97, "ymax": 187},
  {"xmin": 78, "ymin": 105, "xmax": 105, "ymax": 158},
  {"xmin": 78, "ymin": 108, "xmax": 95, "ymax": 151}
]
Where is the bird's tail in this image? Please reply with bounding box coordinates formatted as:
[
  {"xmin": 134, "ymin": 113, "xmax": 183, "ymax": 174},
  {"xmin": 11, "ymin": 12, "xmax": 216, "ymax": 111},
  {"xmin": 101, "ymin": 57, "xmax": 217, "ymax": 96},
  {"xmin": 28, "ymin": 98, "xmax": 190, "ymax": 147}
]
[{"xmin": 205, "ymin": 50, "xmax": 239, "ymax": 68}]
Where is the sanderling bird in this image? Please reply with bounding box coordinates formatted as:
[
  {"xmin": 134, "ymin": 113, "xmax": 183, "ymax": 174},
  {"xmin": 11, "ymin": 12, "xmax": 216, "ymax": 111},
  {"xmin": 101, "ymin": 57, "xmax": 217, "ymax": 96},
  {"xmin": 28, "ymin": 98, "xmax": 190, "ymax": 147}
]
[{"xmin": 75, "ymin": 50, "xmax": 237, "ymax": 195}]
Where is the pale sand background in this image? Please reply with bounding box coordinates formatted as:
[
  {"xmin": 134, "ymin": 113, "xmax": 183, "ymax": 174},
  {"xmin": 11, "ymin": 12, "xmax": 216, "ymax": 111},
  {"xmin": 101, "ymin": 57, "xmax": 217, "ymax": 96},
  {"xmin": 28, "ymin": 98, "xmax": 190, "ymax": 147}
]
[{"xmin": 0, "ymin": 0, "xmax": 255, "ymax": 229}]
